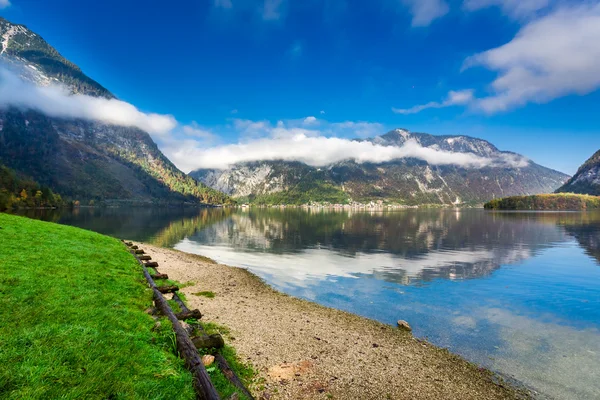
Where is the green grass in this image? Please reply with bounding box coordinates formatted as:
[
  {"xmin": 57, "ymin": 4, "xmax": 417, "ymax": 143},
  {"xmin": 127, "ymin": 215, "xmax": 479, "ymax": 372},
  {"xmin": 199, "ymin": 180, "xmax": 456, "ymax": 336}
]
[
  {"xmin": 0, "ymin": 213, "xmax": 195, "ymax": 400},
  {"xmin": 194, "ymin": 291, "xmax": 216, "ymax": 299}
]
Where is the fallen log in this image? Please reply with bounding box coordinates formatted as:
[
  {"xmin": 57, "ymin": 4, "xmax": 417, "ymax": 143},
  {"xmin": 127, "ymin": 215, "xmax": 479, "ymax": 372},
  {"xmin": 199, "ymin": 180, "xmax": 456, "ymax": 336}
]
[
  {"xmin": 157, "ymin": 285, "xmax": 179, "ymax": 294},
  {"xmin": 145, "ymin": 261, "xmax": 159, "ymax": 268},
  {"xmin": 151, "ymin": 273, "xmax": 169, "ymax": 280},
  {"xmin": 139, "ymin": 255, "xmax": 152, "ymax": 261},
  {"xmin": 176, "ymin": 309, "xmax": 202, "ymax": 320},
  {"xmin": 192, "ymin": 334, "xmax": 225, "ymax": 349},
  {"xmin": 215, "ymin": 353, "xmax": 255, "ymax": 400}
]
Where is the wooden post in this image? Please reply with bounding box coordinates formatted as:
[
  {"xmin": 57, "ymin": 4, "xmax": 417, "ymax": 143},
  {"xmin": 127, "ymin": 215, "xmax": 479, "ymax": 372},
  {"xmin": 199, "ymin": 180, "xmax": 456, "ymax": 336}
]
[
  {"xmin": 151, "ymin": 273, "xmax": 169, "ymax": 280},
  {"xmin": 176, "ymin": 309, "xmax": 203, "ymax": 320},
  {"xmin": 145, "ymin": 261, "xmax": 159, "ymax": 269},
  {"xmin": 139, "ymin": 255, "xmax": 152, "ymax": 261},
  {"xmin": 157, "ymin": 285, "xmax": 179, "ymax": 294}
]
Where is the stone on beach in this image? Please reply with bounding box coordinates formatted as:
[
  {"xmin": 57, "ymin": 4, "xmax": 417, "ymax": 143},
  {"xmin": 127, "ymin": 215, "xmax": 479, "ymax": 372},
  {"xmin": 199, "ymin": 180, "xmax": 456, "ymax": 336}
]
[{"xmin": 397, "ymin": 320, "xmax": 412, "ymax": 331}]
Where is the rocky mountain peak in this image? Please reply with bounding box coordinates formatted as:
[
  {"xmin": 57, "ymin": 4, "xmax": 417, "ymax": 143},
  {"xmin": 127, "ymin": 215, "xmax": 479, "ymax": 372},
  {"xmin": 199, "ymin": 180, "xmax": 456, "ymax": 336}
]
[{"xmin": 556, "ymin": 149, "xmax": 600, "ymax": 195}]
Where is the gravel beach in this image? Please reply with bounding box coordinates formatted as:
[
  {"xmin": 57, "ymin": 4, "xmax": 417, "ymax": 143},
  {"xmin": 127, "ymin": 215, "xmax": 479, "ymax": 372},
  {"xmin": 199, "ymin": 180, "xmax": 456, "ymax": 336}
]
[{"xmin": 134, "ymin": 242, "xmax": 527, "ymax": 400}]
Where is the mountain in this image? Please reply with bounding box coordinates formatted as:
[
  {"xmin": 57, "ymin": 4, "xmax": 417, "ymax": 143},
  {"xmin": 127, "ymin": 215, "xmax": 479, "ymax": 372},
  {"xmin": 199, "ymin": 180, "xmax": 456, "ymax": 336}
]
[
  {"xmin": 0, "ymin": 17, "xmax": 230, "ymax": 205},
  {"xmin": 556, "ymin": 149, "xmax": 600, "ymax": 195},
  {"xmin": 191, "ymin": 129, "xmax": 569, "ymax": 206}
]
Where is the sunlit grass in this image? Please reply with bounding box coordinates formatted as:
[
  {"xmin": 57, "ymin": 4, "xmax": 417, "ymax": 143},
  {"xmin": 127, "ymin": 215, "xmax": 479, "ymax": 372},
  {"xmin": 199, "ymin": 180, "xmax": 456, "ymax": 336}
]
[{"xmin": 0, "ymin": 213, "xmax": 195, "ymax": 399}]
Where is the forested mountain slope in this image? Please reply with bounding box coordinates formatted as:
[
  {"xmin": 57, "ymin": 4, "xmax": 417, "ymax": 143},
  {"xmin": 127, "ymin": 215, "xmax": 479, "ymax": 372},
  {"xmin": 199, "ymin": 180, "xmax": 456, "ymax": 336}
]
[{"xmin": 0, "ymin": 17, "xmax": 230, "ymax": 205}]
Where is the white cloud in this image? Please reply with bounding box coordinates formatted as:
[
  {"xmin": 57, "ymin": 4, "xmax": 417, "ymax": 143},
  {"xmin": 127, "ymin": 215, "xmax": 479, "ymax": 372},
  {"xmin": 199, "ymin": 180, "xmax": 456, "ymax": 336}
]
[
  {"xmin": 465, "ymin": 3, "xmax": 600, "ymax": 113},
  {"xmin": 214, "ymin": 0, "xmax": 233, "ymax": 9},
  {"xmin": 167, "ymin": 134, "xmax": 500, "ymax": 172},
  {"xmin": 303, "ymin": 116, "xmax": 318, "ymax": 126},
  {"xmin": 397, "ymin": 3, "xmax": 600, "ymax": 115},
  {"xmin": 0, "ymin": 66, "xmax": 176, "ymax": 135},
  {"xmin": 262, "ymin": 0, "xmax": 284, "ymax": 20},
  {"xmin": 162, "ymin": 118, "xmax": 527, "ymax": 172},
  {"xmin": 464, "ymin": 0, "xmax": 549, "ymax": 19},
  {"xmin": 392, "ymin": 89, "xmax": 474, "ymax": 114},
  {"xmin": 320, "ymin": 110, "xmax": 326, "ymax": 115},
  {"xmin": 401, "ymin": 0, "xmax": 449, "ymax": 27},
  {"xmin": 0, "ymin": 0, "xmax": 11, "ymax": 9}
]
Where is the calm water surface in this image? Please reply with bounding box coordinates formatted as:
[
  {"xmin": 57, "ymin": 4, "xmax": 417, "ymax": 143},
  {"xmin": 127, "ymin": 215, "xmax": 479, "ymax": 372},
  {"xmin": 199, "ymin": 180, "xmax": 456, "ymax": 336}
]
[{"xmin": 19, "ymin": 207, "xmax": 600, "ymax": 399}]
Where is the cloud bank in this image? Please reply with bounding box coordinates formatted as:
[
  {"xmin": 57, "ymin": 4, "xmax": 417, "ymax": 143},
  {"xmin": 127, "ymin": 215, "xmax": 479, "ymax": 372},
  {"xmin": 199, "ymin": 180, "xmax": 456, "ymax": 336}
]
[
  {"xmin": 0, "ymin": 66, "xmax": 177, "ymax": 135},
  {"xmin": 0, "ymin": 0, "xmax": 11, "ymax": 10},
  {"xmin": 167, "ymin": 134, "xmax": 499, "ymax": 171},
  {"xmin": 162, "ymin": 119, "xmax": 528, "ymax": 172}
]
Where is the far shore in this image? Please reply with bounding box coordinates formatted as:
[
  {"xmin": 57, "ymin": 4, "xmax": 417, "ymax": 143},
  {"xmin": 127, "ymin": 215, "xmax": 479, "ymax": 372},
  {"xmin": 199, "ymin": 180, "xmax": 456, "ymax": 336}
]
[{"xmin": 134, "ymin": 241, "xmax": 530, "ymax": 400}]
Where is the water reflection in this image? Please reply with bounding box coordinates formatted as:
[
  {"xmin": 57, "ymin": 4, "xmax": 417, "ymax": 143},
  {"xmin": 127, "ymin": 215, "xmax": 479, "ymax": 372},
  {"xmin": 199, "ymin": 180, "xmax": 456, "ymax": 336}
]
[
  {"xmin": 17, "ymin": 207, "xmax": 233, "ymax": 247},
  {"xmin": 177, "ymin": 209, "xmax": 598, "ymax": 286}
]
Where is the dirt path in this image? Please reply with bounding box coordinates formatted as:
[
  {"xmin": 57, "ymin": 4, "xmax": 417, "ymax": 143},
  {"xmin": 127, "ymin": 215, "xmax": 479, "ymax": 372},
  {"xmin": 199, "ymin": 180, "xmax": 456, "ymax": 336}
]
[{"xmin": 134, "ymin": 242, "xmax": 526, "ymax": 400}]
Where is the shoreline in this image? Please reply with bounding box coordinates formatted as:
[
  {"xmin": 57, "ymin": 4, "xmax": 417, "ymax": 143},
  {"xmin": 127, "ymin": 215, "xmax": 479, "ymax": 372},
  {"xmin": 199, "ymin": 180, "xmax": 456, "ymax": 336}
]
[{"xmin": 134, "ymin": 241, "xmax": 530, "ymax": 400}]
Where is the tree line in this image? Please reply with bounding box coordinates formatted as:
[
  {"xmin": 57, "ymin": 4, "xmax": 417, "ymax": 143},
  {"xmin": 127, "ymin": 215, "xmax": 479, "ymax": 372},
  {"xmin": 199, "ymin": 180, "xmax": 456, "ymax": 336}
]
[
  {"xmin": 0, "ymin": 165, "xmax": 64, "ymax": 211},
  {"xmin": 484, "ymin": 193, "xmax": 600, "ymax": 210}
]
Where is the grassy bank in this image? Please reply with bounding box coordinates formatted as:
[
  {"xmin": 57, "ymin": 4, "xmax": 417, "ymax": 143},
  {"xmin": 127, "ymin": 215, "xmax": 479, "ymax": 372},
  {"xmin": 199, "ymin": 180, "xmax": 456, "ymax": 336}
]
[
  {"xmin": 484, "ymin": 193, "xmax": 600, "ymax": 210},
  {"xmin": 0, "ymin": 213, "xmax": 195, "ymax": 399}
]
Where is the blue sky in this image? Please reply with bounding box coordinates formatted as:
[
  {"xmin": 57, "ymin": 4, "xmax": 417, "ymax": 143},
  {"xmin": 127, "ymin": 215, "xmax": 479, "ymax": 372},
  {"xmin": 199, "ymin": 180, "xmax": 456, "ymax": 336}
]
[{"xmin": 1, "ymin": 0, "xmax": 599, "ymax": 174}]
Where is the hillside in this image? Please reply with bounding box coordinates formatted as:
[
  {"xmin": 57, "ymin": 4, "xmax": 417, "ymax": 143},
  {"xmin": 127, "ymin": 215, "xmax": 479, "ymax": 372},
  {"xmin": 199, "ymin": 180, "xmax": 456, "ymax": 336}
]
[
  {"xmin": 191, "ymin": 129, "xmax": 569, "ymax": 206},
  {"xmin": 0, "ymin": 17, "xmax": 229, "ymax": 205},
  {"xmin": 556, "ymin": 149, "xmax": 600, "ymax": 195}
]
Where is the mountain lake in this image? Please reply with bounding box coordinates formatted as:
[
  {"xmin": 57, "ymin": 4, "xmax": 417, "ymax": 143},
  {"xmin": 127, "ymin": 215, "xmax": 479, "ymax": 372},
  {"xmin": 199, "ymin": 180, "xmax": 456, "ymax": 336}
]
[{"xmin": 18, "ymin": 207, "xmax": 600, "ymax": 400}]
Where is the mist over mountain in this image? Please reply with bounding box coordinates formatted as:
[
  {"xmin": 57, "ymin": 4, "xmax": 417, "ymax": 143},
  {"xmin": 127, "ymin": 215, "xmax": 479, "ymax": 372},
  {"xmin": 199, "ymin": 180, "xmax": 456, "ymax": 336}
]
[
  {"xmin": 191, "ymin": 129, "xmax": 569, "ymax": 205},
  {"xmin": 0, "ymin": 17, "xmax": 229, "ymax": 205}
]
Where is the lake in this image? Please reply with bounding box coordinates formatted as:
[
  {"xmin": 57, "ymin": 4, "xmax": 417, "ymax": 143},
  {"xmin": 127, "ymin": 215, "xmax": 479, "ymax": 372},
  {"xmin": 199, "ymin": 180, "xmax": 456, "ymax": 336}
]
[{"xmin": 18, "ymin": 207, "xmax": 600, "ymax": 399}]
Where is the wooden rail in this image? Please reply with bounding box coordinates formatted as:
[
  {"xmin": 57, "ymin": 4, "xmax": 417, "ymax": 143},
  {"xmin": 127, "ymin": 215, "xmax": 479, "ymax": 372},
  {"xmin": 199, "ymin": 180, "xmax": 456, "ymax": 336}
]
[
  {"xmin": 123, "ymin": 241, "xmax": 220, "ymax": 400},
  {"xmin": 124, "ymin": 241, "xmax": 254, "ymax": 400}
]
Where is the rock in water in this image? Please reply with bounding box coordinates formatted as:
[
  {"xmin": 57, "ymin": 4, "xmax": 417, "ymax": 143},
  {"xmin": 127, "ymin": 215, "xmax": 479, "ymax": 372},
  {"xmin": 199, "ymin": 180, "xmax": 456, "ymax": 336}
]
[
  {"xmin": 202, "ymin": 354, "xmax": 215, "ymax": 367},
  {"xmin": 397, "ymin": 320, "xmax": 412, "ymax": 332}
]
